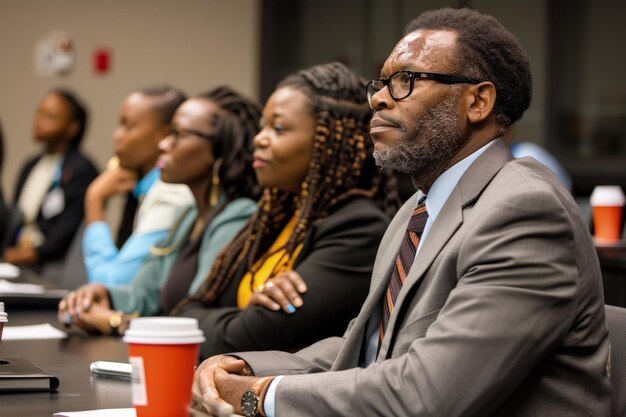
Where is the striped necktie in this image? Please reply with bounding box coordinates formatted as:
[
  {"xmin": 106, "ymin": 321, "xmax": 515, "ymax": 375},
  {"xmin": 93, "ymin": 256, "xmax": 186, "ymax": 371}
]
[{"xmin": 380, "ymin": 199, "xmax": 428, "ymax": 344}]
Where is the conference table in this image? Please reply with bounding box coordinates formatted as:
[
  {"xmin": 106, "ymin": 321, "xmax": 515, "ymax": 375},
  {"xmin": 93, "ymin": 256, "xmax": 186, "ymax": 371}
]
[
  {"xmin": 0, "ymin": 271, "xmax": 213, "ymax": 417},
  {"xmin": 0, "ymin": 309, "xmax": 132, "ymax": 416}
]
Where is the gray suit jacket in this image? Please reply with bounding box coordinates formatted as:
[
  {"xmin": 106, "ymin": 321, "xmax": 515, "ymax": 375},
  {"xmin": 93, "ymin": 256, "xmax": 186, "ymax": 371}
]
[{"xmin": 236, "ymin": 140, "xmax": 613, "ymax": 416}]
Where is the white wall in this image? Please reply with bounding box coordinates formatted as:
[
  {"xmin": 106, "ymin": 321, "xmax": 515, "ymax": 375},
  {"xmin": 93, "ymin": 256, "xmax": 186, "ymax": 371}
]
[{"xmin": 0, "ymin": 0, "xmax": 259, "ymax": 198}]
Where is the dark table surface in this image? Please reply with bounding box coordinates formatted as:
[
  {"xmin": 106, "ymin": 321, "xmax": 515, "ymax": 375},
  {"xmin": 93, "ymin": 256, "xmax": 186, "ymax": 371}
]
[{"xmin": 0, "ymin": 309, "xmax": 132, "ymax": 416}]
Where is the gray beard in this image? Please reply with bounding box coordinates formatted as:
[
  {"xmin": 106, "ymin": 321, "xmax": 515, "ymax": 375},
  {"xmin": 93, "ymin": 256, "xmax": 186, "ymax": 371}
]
[{"xmin": 373, "ymin": 90, "xmax": 463, "ymax": 182}]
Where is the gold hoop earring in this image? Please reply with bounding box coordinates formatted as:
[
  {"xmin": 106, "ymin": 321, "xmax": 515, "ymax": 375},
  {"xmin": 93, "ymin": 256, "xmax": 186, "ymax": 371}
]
[{"xmin": 210, "ymin": 160, "xmax": 222, "ymax": 207}]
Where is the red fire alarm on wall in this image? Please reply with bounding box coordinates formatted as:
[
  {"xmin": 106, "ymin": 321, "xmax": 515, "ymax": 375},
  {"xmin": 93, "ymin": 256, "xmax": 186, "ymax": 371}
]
[{"xmin": 93, "ymin": 48, "xmax": 111, "ymax": 75}]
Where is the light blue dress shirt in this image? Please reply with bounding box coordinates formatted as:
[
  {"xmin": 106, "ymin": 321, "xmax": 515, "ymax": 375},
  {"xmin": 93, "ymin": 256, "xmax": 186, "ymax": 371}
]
[
  {"xmin": 83, "ymin": 168, "xmax": 173, "ymax": 286},
  {"xmin": 264, "ymin": 140, "xmax": 495, "ymax": 417}
]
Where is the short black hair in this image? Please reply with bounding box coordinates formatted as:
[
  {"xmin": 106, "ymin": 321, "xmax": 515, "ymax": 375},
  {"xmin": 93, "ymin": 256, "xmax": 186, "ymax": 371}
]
[
  {"xmin": 405, "ymin": 7, "xmax": 532, "ymax": 128},
  {"xmin": 49, "ymin": 88, "xmax": 88, "ymax": 149},
  {"xmin": 138, "ymin": 86, "xmax": 187, "ymax": 126}
]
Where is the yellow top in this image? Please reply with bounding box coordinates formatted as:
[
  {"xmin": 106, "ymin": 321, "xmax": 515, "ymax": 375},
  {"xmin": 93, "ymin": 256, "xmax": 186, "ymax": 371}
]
[{"xmin": 237, "ymin": 213, "xmax": 303, "ymax": 308}]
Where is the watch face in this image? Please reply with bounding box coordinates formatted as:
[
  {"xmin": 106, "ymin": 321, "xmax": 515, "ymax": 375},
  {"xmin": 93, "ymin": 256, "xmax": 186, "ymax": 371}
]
[
  {"xmin": 241, "ymin": 390, "xmax": 259, "ymax": 417},
  {"xmin": 109, "ymin": 314, "xmax": 123, "ymax": 328}
]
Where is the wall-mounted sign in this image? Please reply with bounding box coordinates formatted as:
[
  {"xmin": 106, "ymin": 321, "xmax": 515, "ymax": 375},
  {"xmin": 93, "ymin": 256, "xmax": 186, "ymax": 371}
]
[
  {"xmin": 93, "ymin": 48, "xmax": 111, "ymax": 75},
  {"xmin": 35, "ymin": 32, "xmax": 75, "ymax": 76}
]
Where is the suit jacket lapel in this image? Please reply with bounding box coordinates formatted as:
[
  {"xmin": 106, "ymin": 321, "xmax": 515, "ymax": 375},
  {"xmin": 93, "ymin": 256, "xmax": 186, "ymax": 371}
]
[
  {"xmin": 378, "ymin": 139, "xmax": 513, "ymax": 360},
  {"xmin": 331, "ymin": 200, "xmax": 416, "ymax": 370}
]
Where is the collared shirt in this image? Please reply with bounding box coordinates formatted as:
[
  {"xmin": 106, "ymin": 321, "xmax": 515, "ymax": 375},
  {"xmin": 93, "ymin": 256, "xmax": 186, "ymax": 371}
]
[
  {"xmin": 133, "ymin": 166, "xmax": 160, "ymax": 200},
  {"xmin": 264, "ymin": 140, "xmax": 495, "ymax": 417},
  {"xmin": 83, "ymin": 167, "xmax": 194, "ymax": 286}
]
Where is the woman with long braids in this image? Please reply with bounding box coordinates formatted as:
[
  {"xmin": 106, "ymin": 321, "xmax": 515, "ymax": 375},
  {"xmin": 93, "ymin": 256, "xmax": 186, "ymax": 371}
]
[
  {"xmin": 175, "ymin": 62, "xmax": 399, "ymax": 359},
  {"xmin": 57, "ymin": 86, "xmax": 261, "ymax": 335}
]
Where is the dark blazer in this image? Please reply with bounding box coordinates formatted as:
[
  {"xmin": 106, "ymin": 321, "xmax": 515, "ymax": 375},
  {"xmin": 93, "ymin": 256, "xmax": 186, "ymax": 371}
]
[
  {"xmin": 177, "ymin": 197, "xmax": 390, "ymax": 359},
  {"xmin": 237, "ymin": 140, "xmax": 612, "ymax": 416},
  {"xmin": 12, "ymin": 148, "xmax": 98, "ymax": 265}
]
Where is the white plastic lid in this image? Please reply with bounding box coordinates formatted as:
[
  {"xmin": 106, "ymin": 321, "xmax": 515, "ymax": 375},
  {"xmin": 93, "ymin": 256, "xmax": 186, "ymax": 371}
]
[
  {"xmin": 590, "ymin": 186, "xmax": 626, "ymax": 207},
  {"xmin": 123, "ymin": 317, "xmax": 205, "ymax": 345},
  {"xmin": 0, "ymin": 302, "xmax": 7, "ymax": 322}
]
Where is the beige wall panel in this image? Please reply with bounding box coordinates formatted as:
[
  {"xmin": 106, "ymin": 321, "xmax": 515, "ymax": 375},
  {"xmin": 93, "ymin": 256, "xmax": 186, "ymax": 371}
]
[{"xmin": 0, "ymin": 0, "xmax": 259, "ymax": 198}]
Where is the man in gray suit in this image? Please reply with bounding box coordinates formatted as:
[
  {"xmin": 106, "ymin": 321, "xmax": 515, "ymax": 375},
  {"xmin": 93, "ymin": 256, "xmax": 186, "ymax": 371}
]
[{"xmin": 192, "ymin": 8, "xmax": 612, "ymax": 417}]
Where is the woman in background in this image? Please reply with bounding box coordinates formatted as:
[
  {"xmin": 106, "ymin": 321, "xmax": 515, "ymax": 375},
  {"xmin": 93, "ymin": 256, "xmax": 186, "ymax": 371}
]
[
  {"xmin": 82, "ymin": 86, "xmax": 194, "ymax": 286},
  {"xmin": 175, "ymin": 62, "xmax": 399, "ymax": 359},
  {"xmin": 3, "ymin": 89, "xmax": 98, "ymax": 270},
  {"xmin": 58, "ymin": 86, "xmax": 261, "ymax": 335}
]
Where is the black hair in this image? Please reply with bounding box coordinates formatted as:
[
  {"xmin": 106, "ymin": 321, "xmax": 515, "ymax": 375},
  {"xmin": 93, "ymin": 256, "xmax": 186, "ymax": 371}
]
[
  {"xmin": 195, "ymin": 86, "xmax": 262, "ymax": 202},
  {"xmin": 405, "ymin": 7, "xmax": 532, "ymax": 128},
  {"xmin": 49, "ymin": 88, "xmax": 88, "ymax": 149},
  {"xmin": 138, "ymin": 86, "xmax": 187, "ymax": 126}
]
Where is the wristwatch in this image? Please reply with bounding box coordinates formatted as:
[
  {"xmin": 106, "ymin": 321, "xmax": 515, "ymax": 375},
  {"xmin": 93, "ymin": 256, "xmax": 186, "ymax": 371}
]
[
  {"xmin": 108, "ymin": 312, "xmax": 123, "ymax": 336},
  {"xmin": 241, "ymin": 389, "xmax": 260, "ymax": 417}
]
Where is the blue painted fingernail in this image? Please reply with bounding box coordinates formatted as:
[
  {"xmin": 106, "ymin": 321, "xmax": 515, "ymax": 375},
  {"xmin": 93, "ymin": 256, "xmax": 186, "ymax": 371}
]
[{"xmin": 287, "ymin": 304, "xmax": 296, "ymax": 314}]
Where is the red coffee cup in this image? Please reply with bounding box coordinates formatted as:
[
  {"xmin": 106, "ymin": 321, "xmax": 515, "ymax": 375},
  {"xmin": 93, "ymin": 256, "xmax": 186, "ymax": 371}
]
[
  {"xmin": 123, "ymin": 317, "xmax": 205, "ymax": 417},
  {"xmin": 590, "ymin": 186, "xmax": 625, "ymax": 243}
]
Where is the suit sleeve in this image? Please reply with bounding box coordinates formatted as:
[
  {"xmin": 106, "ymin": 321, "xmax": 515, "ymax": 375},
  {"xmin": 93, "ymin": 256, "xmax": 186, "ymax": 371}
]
[
  {"xmin": 36, "ymin": 157, "xmax": 98, "ymax": 262},
  {"xmin": 266, "ymin": 188, "xmax": 583, "ymax": 416},
  {"xmin": 177, "ymin": 202, "xmax": 389, "ymax": 360}
]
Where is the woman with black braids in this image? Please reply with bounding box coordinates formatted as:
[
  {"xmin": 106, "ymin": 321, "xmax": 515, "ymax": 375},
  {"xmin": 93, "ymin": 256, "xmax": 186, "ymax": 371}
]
[
  {"xmin": 57, "ymin": 86, "xmax": 261, "ymax": 335},
  {"xmin": 175, "ymin": 62, "xmax": 398, "ymax": 359}
]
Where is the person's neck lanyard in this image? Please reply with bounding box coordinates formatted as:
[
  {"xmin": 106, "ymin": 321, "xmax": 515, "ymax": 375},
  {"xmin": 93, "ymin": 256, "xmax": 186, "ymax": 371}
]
[{"xmin": 49, "ymin": 159, "xmax": 63, "ymax": 190}]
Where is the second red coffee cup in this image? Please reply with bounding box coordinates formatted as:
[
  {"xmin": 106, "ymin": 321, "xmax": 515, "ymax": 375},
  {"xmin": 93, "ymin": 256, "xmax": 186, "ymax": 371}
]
[
  {"xmin": 590, "ymin": 185, "xmax": 625, "ymax": 243},
  {"xmin": 123, "ymin": 317, "xmax": 205, "ymax": 417}
]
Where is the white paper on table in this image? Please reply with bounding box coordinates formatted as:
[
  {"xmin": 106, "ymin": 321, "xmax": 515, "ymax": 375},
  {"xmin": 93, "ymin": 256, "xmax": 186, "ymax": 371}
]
[
  {"xmin": 53, "ymin": 409, "xmax": 136, "ymax": 417},
  {"xmin": 0, "ymin": 279, "xmax": 44, "ymax": 294},
  {"xmin": 3, "ymin": 323, "xmax": 67, "ymax": 340},
  {"xmin": 0, "ymin": 262, "xmax": 20, "ymax": 279}
]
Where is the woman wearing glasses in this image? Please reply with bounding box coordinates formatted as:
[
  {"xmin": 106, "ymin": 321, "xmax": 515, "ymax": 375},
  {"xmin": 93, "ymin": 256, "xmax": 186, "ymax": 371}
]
[
  {"xmin": 58, "ymin": 87, "xmax": 260, "ymax": 334},
  {"xmin": 81, "ymin": 87, "xmax": 193, "ymax": 287},
  {"xmin": 174, "ymin": 62, "xmax": 399, "ymax": 359}
]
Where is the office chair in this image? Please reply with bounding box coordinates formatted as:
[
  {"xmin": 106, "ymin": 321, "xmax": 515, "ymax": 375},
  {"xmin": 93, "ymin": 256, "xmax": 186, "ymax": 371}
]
[
  {"xmin": 44, "ymin": 222, "xmax": 88, "ymax": 289},
  {"xmin": 0, "ymin": 205, "xmax": 22, "ymax": 253},
  {"xmin": 606, "ymin": 304, "xmax": 626, "ymax": 416}
]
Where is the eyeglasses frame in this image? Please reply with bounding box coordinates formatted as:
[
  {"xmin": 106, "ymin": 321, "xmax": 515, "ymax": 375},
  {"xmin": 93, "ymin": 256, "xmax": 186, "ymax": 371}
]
[
  {"xmin": 366, "ymin": 70, "xmax": 481, "ymax": 106},
  {"xmin": 167, "ymin": 125, "xmax": 214, "ymax": 147}
]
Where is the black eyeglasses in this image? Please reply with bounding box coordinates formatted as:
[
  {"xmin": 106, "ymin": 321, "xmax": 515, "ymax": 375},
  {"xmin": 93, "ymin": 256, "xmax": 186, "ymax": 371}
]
[
  {"xmin": 168, "ymin": 125, "xmax": 213, "ymax": 146},
  {"xmin": 366, "ymin": 70, "xmax": 481, "ymax": 107}
]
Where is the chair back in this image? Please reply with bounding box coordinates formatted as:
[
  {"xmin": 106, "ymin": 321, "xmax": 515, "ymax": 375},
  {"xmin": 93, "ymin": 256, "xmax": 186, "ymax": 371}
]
[
  {"xmin": 0, "ymin": 204, "xmax": 22, "ymax": 253},
  {"xmin": 605, "ymin": 304, "xmax": 626, "ymax": 416},
  {"xmin": 44, "ymin": 222, "xmax": 87, "ymax": 289}
]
